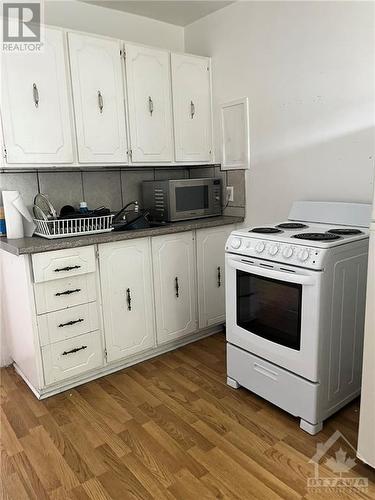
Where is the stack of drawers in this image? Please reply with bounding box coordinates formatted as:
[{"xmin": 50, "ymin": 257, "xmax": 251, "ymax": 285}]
[{"xmin": 32, "ymin": 246, "xmax": 104, "ymax": 386}]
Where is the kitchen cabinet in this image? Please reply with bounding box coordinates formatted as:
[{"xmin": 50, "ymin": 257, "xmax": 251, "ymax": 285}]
[
  {"xmin": 1, "ymin": 27, "xmax": 74, "ymax": 164},
  {"xmin": 152, "ymin": 231, "xmax": 197, "ymax": 344},
  {"xmin": 99, "ymin": 238, "xmax": 155, "ymax": 362},
  {"xmin": 68, "ymin": 33, "xmax": 128, "ymax": 163},
  {"xmin": 196, "ymin": 225, "xmax": 234, "ymax": 328},
  {"xmin": 125, "ymin": 44, "xmax": 173, "ymax": 163},
  {"xmin": 171, "ymin": 53, "xmax": 212, "ymax": 162}
]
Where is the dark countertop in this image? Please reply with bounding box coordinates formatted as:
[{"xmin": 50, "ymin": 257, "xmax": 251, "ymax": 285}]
[{"xmin": 0, "ymin": 216, "xmax": 243, "ymax": 256}]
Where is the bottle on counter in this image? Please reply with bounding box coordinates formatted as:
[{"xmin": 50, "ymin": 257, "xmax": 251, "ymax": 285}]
[
  {"xmin": 0, "ymin": 207, "xmax": 6, "ymax": 236},
  {"xmin": 79, "ymin": 201, "xmax": 89, "ymax": 214}
]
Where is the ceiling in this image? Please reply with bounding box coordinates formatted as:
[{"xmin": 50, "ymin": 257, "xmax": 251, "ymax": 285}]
[{"xmin": 80, "ymin": 1, "xmax": 234, "ymax": 26}]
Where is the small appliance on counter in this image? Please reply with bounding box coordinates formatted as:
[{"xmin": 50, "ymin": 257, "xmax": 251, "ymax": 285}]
[
  {"xmin": 143, "ymin": 177, "xmax": 222, "ymax": 222},
  {"xmin": 111, "ymin": 201, "xmax": 168, "ymax": 231}
]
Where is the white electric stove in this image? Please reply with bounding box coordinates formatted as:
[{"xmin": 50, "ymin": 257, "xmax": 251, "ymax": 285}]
[{"xmin": 225, "ymin": 201, "xmax": 372, "ymax": 434}]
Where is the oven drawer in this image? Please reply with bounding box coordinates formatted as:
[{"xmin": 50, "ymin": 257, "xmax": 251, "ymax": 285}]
[
  {"xmin": 37, "ymin": 302, "xmax": 99, "ymax": 346},
  {"xmin": 227, "ymin": 343, "xmax": 319, "ymax": 422},
  {"xmin": 42, "ymin": 330, "xmax": 103, "ymax": 386},
  {"xmin": 32, "ymin": 246, "xmax": 96, "ymax": 283},
  {"xmin": 34, "ymin": 274, "xmax": 97, "ymax": 314}
]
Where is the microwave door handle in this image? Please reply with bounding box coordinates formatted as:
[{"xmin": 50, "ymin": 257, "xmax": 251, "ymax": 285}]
[{"xmin": 227, "ymin": 257, "xmax": 317, "ymax": 286}]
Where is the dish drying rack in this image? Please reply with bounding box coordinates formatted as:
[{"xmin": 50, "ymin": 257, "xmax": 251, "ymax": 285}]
[{"xmin": 34, "ymin": 214, "xmax": 114, "ymax": 239}]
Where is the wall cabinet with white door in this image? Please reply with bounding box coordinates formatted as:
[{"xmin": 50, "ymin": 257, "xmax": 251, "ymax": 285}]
[
  {"xmin": 98, "ymin": 238, "xmax": 155, "ymax": 362},
  {"xmin": 125, "ymin": 43, "xmax": 173, "ymax": 163},
  {"xmin": 171, "ymin": 53, "xmax": 213, "ymax": 163},
  {"xmin": 68, "ymin": 33, "xmax": 128, "ymax": 163},
  {"xmin": 1, "ymin": 26, "xmax": 213, "ymax": 167},
  {"xmin": 1, "ymin": 27, "xmax": 74, "ymax": 164},
  {"xmin": 197, "ymin": 225, "xmax": 234, "ymax": 328}
]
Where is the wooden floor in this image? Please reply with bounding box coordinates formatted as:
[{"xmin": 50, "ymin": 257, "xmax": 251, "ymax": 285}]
[{"xmin": 1, "ymin": 333, "xmax": 375, "ymax": 500}]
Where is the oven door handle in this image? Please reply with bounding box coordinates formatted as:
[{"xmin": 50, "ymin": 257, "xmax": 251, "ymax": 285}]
[{"xmin": 227, "ymin": 257, "xmax": 317, "ymax": 286}]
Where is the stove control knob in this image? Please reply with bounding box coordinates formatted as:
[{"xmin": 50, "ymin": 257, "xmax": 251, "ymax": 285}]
[
  {"xmin": 298, "ymin": 248, "xmax": 310, "ymax": 262},
  {"xmin": 282, "ymin": 246, "xmax": 294, "ymax": 259},
  {"xmin": 255, "ymin": 241, "xmax": 265, "ymax": 253},
  {"xmin": 269, "ymin": 244, "xmax": 279, "ymax": 256},
  {"xmin": 230, "ymin": 237, "xmax": 242, "ymax": 250}
]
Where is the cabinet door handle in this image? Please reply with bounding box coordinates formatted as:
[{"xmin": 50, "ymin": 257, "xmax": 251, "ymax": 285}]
[
  {"xmin": 148, "ymin": 96, "xmax": 154, "ymax": 115},
  {"xmin": 55, "ymin": 288, "xmax": 81, "ymax": 297},
  {"xmin": 33, "ymin": 83, "xmax": 39, "ymax": 108},
  {"xmin": 217, "ymin": 266, "xmax": 221, "ymax": 287},
  {"xmin": 62, "ymin": 345, "xmax": 87, "ymax": 356},
  {"xmin": 58, "ymin": 318, "xmax": 84, "ymax": 328},
  {"xmin": 98, "ymin": 90, "xmax": 104, "ymax": 113},
  {"xmin": 190, "ymin": 100, "xmax": 195, "ymax": 119},
  {"xmin": 175, "ymin": 277, "xmax": 179, "ymax": 298},
  {"xmin": 126, "ymin": 288, "xmax": 132, "ymax": 311},
  {"xmin": 54, "ymin": 265, "xmax": 81, "ymax": 273}
]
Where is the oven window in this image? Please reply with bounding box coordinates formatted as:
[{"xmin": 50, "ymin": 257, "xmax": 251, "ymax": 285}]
[
  {"xmin": 175, "ymin": 186, "xmax": 209, "ymax": 212},
  {"xmin": 236, "ymin": 270, "xmax": 302, "ymax": 350}
]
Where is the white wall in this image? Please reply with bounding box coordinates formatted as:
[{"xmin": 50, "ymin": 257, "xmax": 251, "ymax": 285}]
[
  {"xmin": 185, "ymin": 1, "xmax": 375, "ymax": 225},
  {"xmin": 45, "ymin": 0, "xmax": 184, "ymax": 51}
]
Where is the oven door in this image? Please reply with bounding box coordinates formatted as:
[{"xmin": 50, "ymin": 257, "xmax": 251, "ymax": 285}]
[
  {"xmin": 169, "ymin": 179, "xmax": 216, "ymax": 221},
  {"xmin": 226, "ymin": 254, "xmax": 322, "ymax": 382}
]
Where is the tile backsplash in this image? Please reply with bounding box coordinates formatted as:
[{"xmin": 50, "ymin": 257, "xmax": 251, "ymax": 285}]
[{"xmin": 0, "ymin": 166, "xmax": 246, "ymax": 218}]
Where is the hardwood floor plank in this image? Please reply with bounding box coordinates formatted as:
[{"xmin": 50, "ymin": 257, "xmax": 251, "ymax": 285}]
[
  {"xmin": 1, "ymin": 333, "xmax": 374, "ymax": 500},
  {"xmin": 119, "ymin": 419, "xmax": 180, "ymax": 487},
  {"xmin": 168, "ymin": 468, "xmax": 215, "ymax": 499}
]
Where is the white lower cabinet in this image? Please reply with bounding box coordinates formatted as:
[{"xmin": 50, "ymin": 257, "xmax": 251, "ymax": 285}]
[
  {"xmin": 152, "ymin": 231, "xmax": 197, "ymax": 344},
  {"xmin": 99, "ymin": 238, "xmax": 155, "ymax": 362},
  {"xmin": 42, "ymin": 331, "xmax": 103, "ymax": 385},
  {"xmin": 4, "ymin": 223, "xmax": 234, "ymax": 397},
  {"xmin": 196, "ymin": 226, "xmax": 234, "ymax": 328}
]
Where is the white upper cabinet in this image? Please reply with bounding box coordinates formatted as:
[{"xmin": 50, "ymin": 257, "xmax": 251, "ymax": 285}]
[
  {"xmin": 125, "ymin": 44, "xmax": 173, "ymax": 163},
  {"xmin": 152, "ymin": 231, "xmax": 197, "ymax": 344},
  {"xmin": 68, "ymin": 33, "xmax": 128, "ymax": 163},
  {"xmin": 99, "ymin": 238, "xmax": 155, "ymax": 363},
  {"xmin": 1, "ymin": 27, "xmax": 74, "ymax": 164},
  {"xmin": 197, "ymin": 225, "xmax": 234, "ymax": 328},
  {"xmin": 171, "ymin": 53, "xmax": 212, "ymax": 163}
]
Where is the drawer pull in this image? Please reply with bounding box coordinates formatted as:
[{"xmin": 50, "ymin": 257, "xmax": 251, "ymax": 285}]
[
  {"xmin": 55, "ymin": 288, "xmax": 81, "ymax": 297},
  {"xmin": 126, "ymin": 288, "xmax": 132, "ymax": 311},
  {"xmin": 58, "ymin": 318, "xmax": 84, "ymax": 328},
  {"xmin": 54, "ymin": 265, "xmax": 81, "ymax": 273},
  {"xmin": 253, "ymin": 363, "xmax": 278, "ymax": 381},
  {"xmin": 62, "ymin": 345, "xmax": 87, "ymax": 356}
]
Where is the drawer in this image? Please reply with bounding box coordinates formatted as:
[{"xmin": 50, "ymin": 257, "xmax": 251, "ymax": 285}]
[
  {"xmin": 227, "ymin": 343, "xmax": 318, "ymax": 422},
  {"xmin": 34, "ymin": 274, "xmax": 97, "ymax": 314},
  {"xmin": 37, "ymin": 302, "xmax": 99, "ymax": 346},
  {"xmin": 42, "ymin": 330, "xmax": 103, "ymax": 386},
  {"xmin": 32, "ymin": 246, "xmax": 96, "ymax": 283}
]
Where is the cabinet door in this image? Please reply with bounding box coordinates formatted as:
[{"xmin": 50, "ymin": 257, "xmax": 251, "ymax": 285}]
[
  {"xmin": 125, "ymin": 44, "xmax": 173, "ymax": 162},
  {"xmin": 197, "ymin": 225, "xmax": 234, "ymax": 328},
  {"xmin": 1, "ymin": 27, "xmax": 73, "ymax": 164},
  {"xmin": 68, "ymin": 33, "xmax": 127, "ymax": 163},
  {"xmin": 171, "ymin": 53, "xmax": 212, "ymax": 162},
  {"xmin": 152, "ymin": 231, "xmax": 197, "ymax": 344},
  {"xmin": 99, "ymin": 238, "xmax": 155, "ymax": 362}
]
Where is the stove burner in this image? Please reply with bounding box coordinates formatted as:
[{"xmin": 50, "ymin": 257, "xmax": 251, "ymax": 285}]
[
  {"xmin": 328, "ymin": 228, "xmax": 363, "ymax": 235},
  {"xmin": 276, "ymin": 223, "xmax": 308, "ymax": 229},
  {"xmin": 250, "ymin": 227, "xmax": 283, "ymax": 234},
  {"xmin": 293, "ymin": 232, "xmax": 341, "ymax": 241}
]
